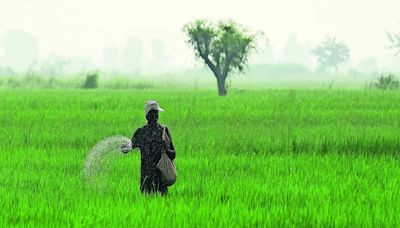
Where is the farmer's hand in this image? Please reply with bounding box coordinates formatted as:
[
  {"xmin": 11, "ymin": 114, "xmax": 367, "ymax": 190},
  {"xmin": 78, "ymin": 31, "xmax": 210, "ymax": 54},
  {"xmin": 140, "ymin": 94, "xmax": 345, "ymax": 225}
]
[{"xmin": 121, "ymin": 143, "xmax": 132, "ymax": 153}]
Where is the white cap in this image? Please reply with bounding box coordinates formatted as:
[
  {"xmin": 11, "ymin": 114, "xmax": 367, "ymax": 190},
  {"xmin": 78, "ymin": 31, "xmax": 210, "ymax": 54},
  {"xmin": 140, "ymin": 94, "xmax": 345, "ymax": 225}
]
[{"xmin": 144, "ymin": 100, "xmax": 164, "ymax": 115}]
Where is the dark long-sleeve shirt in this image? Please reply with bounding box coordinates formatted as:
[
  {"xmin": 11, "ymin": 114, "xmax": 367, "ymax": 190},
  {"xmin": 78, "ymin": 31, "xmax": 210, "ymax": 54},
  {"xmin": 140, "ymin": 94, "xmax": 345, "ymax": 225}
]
[{"xmin": 130, "ymin": 123, "xmax": 175, "ymax": 176}]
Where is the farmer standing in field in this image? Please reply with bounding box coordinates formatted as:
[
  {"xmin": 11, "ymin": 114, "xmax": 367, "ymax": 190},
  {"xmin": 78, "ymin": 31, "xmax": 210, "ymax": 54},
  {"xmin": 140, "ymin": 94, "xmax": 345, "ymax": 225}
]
[{"xmin": 121, "ymin": 100, "xmax": 176, "ymax": 196}]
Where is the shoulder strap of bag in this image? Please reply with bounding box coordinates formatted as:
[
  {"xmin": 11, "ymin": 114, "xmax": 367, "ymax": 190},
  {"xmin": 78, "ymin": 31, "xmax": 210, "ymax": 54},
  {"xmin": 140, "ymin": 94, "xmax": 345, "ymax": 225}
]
[
  {"xmin": 162, "ymin": 125, "xmax": 171, "ymax": 148},
  {"xmin": 162, "ymin": 125, "xmax": 166, "ymax": 138}
]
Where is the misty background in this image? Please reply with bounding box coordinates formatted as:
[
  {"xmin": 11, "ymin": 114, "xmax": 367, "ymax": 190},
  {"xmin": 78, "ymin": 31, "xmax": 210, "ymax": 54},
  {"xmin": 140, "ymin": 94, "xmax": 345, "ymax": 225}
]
[{"xmin": 0, "ymin": 0, "xmax": 399, "ymax": 78}]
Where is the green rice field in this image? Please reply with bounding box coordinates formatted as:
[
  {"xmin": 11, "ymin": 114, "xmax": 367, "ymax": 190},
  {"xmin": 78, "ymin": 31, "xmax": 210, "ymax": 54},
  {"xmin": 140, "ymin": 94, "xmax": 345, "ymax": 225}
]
[{"xmin": 1, "ymin": 89, "xmax": 400, "ymax": 226}]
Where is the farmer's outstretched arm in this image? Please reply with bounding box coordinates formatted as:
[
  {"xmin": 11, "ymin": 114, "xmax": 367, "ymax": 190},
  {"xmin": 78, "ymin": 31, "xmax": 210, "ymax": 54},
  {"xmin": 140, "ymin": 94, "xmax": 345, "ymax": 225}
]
[
  {"xmin": 165, "ymin": 127, "xmax": 176, "ymax": 160},
  {"xmin": 122, "ymin": 128, "xmax": 141, "ymax": 154},
  {"xmin": 131, "ymin": 128, "xmax": 142, "ymax": 150}
]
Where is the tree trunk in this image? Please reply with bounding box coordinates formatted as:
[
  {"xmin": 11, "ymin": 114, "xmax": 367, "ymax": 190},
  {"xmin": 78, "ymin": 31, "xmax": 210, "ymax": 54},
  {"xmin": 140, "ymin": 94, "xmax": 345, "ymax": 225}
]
[{"xmin": 216, "ymin": 76, "xmax": 227, "ymax": 96}]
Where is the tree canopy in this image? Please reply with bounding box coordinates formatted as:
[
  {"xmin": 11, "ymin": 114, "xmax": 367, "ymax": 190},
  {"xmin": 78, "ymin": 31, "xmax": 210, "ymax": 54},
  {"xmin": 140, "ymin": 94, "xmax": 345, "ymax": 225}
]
[
  {"xmin": 183, "ymin": 19, "xmax": 261, "ymax": 95},
  {"xmin": 387, "ymin": 30, "xmax": 400, "ymax": 56},
  {"xmin": 312, "ymin": 37, "xmax": 350, "ymax": 74}
]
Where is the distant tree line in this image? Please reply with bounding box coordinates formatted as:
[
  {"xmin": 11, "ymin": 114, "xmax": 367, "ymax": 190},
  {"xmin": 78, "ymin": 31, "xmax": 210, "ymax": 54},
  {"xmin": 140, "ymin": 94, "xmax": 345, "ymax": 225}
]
[{"xmin": 1, "ymin": 21, "xmax": 400, "ymax": 94}]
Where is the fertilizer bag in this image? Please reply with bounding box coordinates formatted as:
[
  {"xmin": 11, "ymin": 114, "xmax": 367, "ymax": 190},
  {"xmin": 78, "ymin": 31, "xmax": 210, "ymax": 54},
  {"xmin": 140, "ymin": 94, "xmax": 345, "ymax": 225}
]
[{"xmin": 156, "ymin": 127, "xmax": 177, "ymax": 186}]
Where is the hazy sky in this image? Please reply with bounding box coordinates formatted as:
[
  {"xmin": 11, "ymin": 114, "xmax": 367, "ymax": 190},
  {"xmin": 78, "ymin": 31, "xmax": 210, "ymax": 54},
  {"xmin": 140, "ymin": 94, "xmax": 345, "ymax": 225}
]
[{"xmin": 0, "ymin": 0, "xmax": 399, "ymax": 71}]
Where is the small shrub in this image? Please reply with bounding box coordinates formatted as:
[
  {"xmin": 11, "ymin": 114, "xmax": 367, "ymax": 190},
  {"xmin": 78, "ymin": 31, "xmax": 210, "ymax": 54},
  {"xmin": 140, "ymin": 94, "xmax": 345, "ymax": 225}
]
[
  {"xmin": 83, "ymin": 72, "xmax": 99, "ymax": 89},
  {"xmin": 370, "ymin": 73, "xmax": 399, "ymax": 90}
]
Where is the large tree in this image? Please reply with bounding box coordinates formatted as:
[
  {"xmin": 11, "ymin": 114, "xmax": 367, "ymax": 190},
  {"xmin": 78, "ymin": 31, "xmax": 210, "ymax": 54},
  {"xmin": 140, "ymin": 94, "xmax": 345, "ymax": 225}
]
[
  {"xmin": 183, "ymin": 19, "xmax": 260, "ymax": 96},
  {"xmin": 312, "ymin": 37, "xmax": 350, "ymax": 74},
  {"xmin": 387, "ymin": 29, "xmax": 400, "ymax": 56}
]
